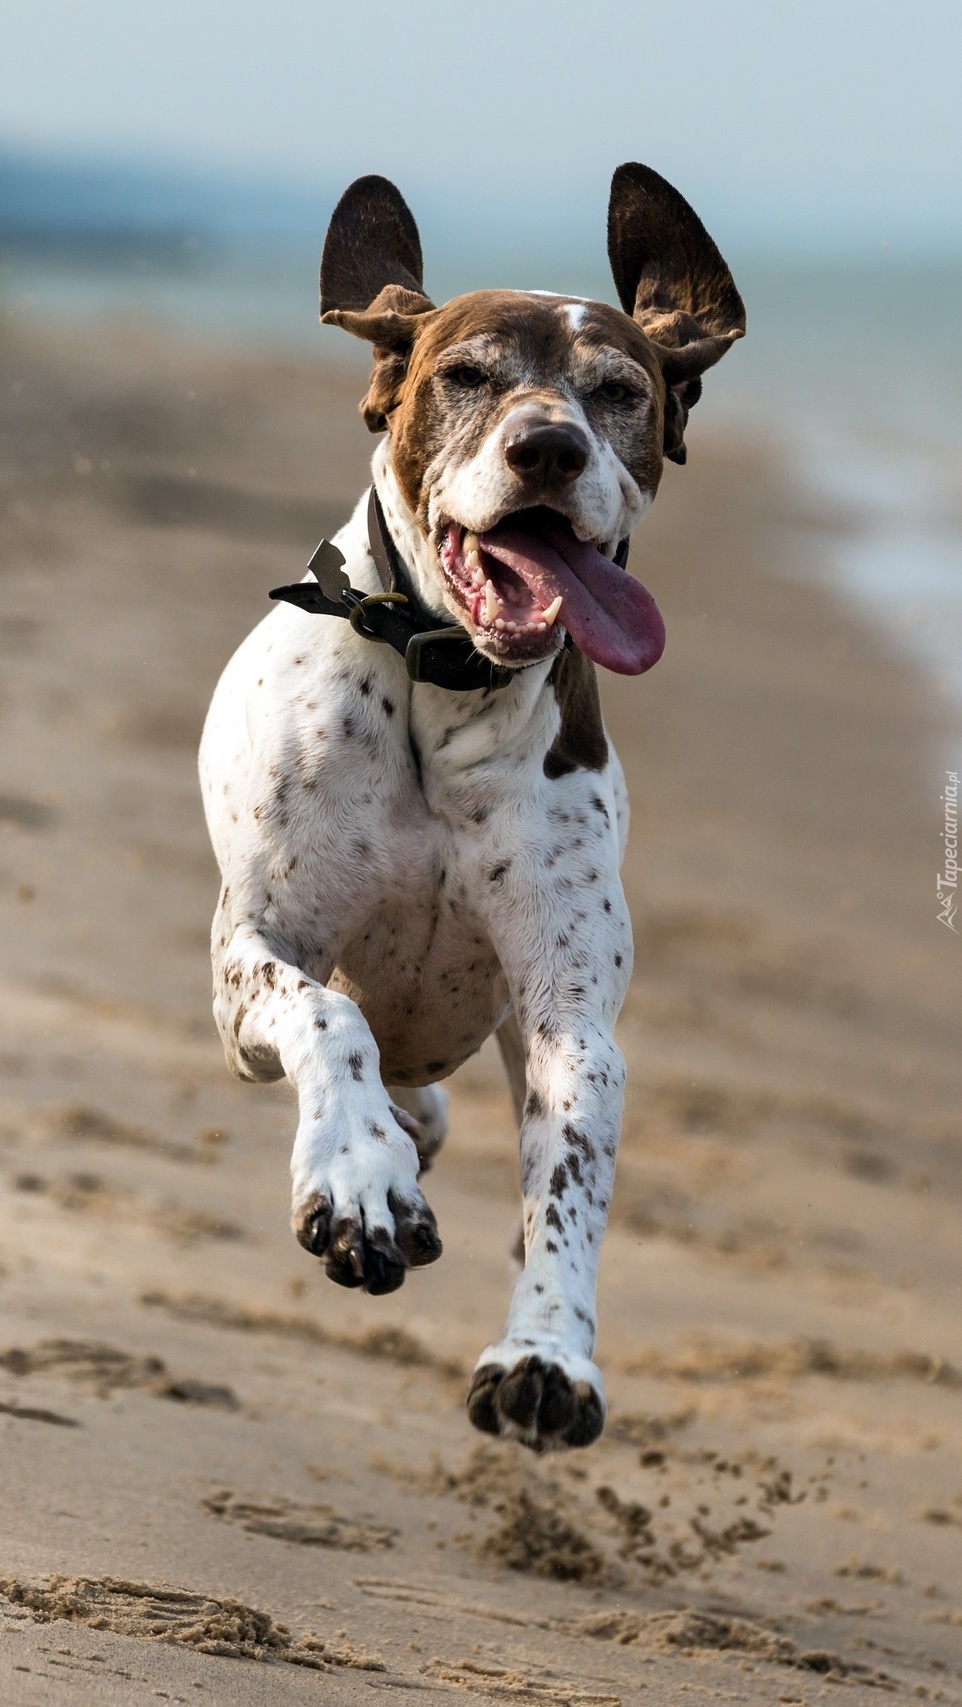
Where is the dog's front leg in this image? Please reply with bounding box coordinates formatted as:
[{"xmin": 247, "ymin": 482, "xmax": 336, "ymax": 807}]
[
  {"xmin": 213, "ymin": 915, "xmax": 442, "ymax": 1294},
  {"xmin": 466, "ymin": 827, "xmax": 631, "ymax": 1450}
]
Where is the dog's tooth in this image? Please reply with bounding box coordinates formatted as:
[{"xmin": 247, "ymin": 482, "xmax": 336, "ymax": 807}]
[
  {"xmin": 536, "ymin": 621, "xmax": 547, "ymax": 632},
  {"xmin": 505, "ymin": 619, "xmax": 517, "ymax": 631},
  {"xmin": 464, "ymin": 531, "xmax": 481, "ymax": 557},
  {"xmin": 484, "ymin": 579, "xmax": 499, "ymax": 624},
  {"xmin": 465, "ymin": 548, "xmax": 482, "ymax": 572},
  {"xmin": 494, "ymin": 617, "xmax": 506, "ymax": 630},
  {"xmin": 472, "ymin": 567, "xmax": 485, "ymax": 587},
  {"xmin": 542, "ymin": 595, "xmax": 563, "ymax": 627}
]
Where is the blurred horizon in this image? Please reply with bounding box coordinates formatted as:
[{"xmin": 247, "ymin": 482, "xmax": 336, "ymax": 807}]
[
  {"xmin": 2, "ymin": 132, "xmax": 960, "ymax": 275},
  {"xmin": 3, "ymin": 0, "xmax": 961, "ymax": 266}
]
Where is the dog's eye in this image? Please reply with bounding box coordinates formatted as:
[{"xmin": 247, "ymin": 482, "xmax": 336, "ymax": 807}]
[
  {"xmin": 446, "ymin": 365, "xmax": 487, "ymax": 389},
  {"xmin": 596, "ymin": 380, "xmax": 632, "ymax": 403}
]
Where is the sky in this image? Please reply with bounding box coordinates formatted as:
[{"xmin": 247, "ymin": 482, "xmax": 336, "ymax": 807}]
[{"xmin": 2, "ymin": 0, "xmax": 961, "ymax": 254}]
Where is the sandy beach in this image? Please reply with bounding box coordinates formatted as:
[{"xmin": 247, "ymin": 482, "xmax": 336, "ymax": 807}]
[{"xmin": 0, "ymin": 314, "xmax": 960, "ymax": 1705}]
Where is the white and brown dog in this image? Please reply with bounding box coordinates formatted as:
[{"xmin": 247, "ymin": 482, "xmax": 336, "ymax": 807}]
[{"xmin": 199, "ymin": 164, "xmax": 744, "ymax": 1451}]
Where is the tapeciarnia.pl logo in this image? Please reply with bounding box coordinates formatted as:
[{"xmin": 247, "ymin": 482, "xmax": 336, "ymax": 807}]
[{"xmin": 937, "ymin": 770, "xmax": 959, "ymax": 932}]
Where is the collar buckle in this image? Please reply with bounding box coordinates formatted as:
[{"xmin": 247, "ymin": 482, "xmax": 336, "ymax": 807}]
[{"xmin": 404, "ymin": 625, "xmax": 508, "ymax": 689}]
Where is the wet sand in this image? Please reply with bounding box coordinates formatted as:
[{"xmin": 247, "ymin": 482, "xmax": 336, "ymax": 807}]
[{"xmin": 0, "ymin": 315, "xmax": 960, "ymax": 1705}]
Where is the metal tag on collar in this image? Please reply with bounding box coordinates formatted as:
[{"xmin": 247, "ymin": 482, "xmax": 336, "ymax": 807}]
[
  {"xmin": 307, "ymin": 537, "xmax": 351, "ymax": 603},
  {"xmin": 270, "ymin": 537, "xmax": 355, "ymax": 616}
]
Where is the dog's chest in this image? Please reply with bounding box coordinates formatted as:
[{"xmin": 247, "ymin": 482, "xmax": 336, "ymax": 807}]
[
  {"xmin": 321, "ymin": 698, "xmax": 537, "ymax": 1084},
  {"xmin": 330, "ymin": 855, "xmax": 509, "ymax": 1084}
]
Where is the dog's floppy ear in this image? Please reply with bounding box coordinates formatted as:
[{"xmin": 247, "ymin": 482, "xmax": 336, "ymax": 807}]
[
  {"xmin": 320, "ymin": 172, "xmax": 430, "ymax": 316},
  {"xmin": 320, "ymin": 175, "xmax": 436, "ymax": 431},
  {"xmin": 607, "ymin": 163, "xmax": 745, "ymax": 464}
]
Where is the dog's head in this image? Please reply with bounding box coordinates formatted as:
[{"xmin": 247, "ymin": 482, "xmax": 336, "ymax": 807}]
[{"xmin": 320, "ymin": 165, "xmax": 744, "ymax": 676}]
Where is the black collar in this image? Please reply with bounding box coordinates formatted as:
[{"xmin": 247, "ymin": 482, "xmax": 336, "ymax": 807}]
[{"xmin": 269, "ymin": 489, "xmax": 630, "ymax": 694}]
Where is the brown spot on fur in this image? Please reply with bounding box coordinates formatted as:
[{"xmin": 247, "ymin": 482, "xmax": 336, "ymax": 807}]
[
  {"xmin": 544, "ymin": 649, "xmax": 608, "ymax": 780},
  {"xmin": 348, "ymin": 1051, "xmax": 364, "ymax": 1081},
  {"xmin": 564, "ymin": 1122, "xmax": 597, "ymax": 1164},
  {"xmin": 549, "ymin": 1162, "xmax": 568, "ymax": 1198},
  {"xmin": 525, "ymin": 1089, "xmax": 546, "ymax": 1120}
]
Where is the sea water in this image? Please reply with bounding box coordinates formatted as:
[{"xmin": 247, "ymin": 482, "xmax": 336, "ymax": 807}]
[{"xmin": 718, "ymin": 257, "xmax": 962, "ymax": 727}]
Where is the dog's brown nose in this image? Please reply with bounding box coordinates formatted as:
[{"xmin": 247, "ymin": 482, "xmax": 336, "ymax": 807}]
[{"xmin": 504, "ymin": 422, "xmax": 589, "ymax": 486}]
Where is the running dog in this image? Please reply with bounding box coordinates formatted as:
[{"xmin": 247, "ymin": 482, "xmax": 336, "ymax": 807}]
[{"xmin": 199, "ymin": 163, "xmax": 744, "ymax": 1450}]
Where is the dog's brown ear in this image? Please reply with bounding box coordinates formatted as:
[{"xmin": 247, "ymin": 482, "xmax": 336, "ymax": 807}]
[
  {"xmin": 321, "ymin": 174, "xmax": 431, "ymax": 315},
  {"xmin": 320, "ymin": 176, "xmax": 435, "ymax": 430},
  {"xmin": 607, "ymin": 162, "xmax": 745, "ymax": 463}
]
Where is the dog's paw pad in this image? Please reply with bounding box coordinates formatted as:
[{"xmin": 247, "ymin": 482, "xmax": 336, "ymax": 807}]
[
  {"xmin": 292, "ymin": 1192, "xmax": 441, "ymax": 1295},
  {"xmin": 466, "ymin": 1354, "xmax": 604, "ymax": 1450}
]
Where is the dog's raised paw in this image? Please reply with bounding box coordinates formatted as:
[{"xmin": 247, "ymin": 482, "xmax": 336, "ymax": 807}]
[
  {"xmin": 293, "ymin": 1189, "xmax": 441, "ymax": 1296},
  {"xmin": 466, "ymin": 1352, "xmax": 605, "ymax": 1451}
]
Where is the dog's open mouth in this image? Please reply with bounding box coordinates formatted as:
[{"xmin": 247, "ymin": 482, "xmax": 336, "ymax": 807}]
[{"xmin": 438, "ymin": 507, "xmax": 665, "ymax": 676}]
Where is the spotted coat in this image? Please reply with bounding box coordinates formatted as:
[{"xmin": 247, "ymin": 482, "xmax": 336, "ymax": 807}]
[{"xmin": 199, "ymin": 165, "xmax": 744, "ymax": 1450}]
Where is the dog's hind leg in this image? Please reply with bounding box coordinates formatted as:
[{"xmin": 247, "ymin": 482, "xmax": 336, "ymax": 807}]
[
  {"xmin": 497, "ymin": 1013, "xmax": 527, "ymax": 1268},
  {"xmin": 496, "ymin": 1011, "xmax": 527, "ymax": 1128},
  {"xmin": 388, "ymin": 1084, "xmax": 448, "ymax": 1172}
]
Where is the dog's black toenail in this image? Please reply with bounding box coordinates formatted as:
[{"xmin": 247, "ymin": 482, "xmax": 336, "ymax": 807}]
[
  {"xmin": 326, "ymin": 1252, "xmax": 365, "ymax": 1288},
  {"xmin": 563, "ymin": 1380, "xmax": 605, "ymax": 1448},
  {"xmin": 539, "ymin": 1366, "xmax": 577, "ymax": 1434},
  {"xmin": 295, "ymin": 1197, "xmax": 332, "ymax": 1256},
  {"xmin": 466, "ymin": 1367, "xmax": 504, "ymax": 1436},
  {"xmin": 498, "ymin": 1356, "xmax": 544, "ymax": 1429},
  {"xmin": 326, "ymin": 1219, "xmax": 366, "ymax": 1288},
  {"xmin": 409, "ymin": 1223, "xmax": 442, "ymax": 1263},
  {"xmin": 364, "ymin": 1248, "xmax": 406, "ymax": 1295}
]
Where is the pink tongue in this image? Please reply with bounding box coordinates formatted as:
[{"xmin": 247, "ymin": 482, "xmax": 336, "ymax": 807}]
[{"xmin": 479, "ymin": 518, "xmax": 665, "ymax": 675}]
